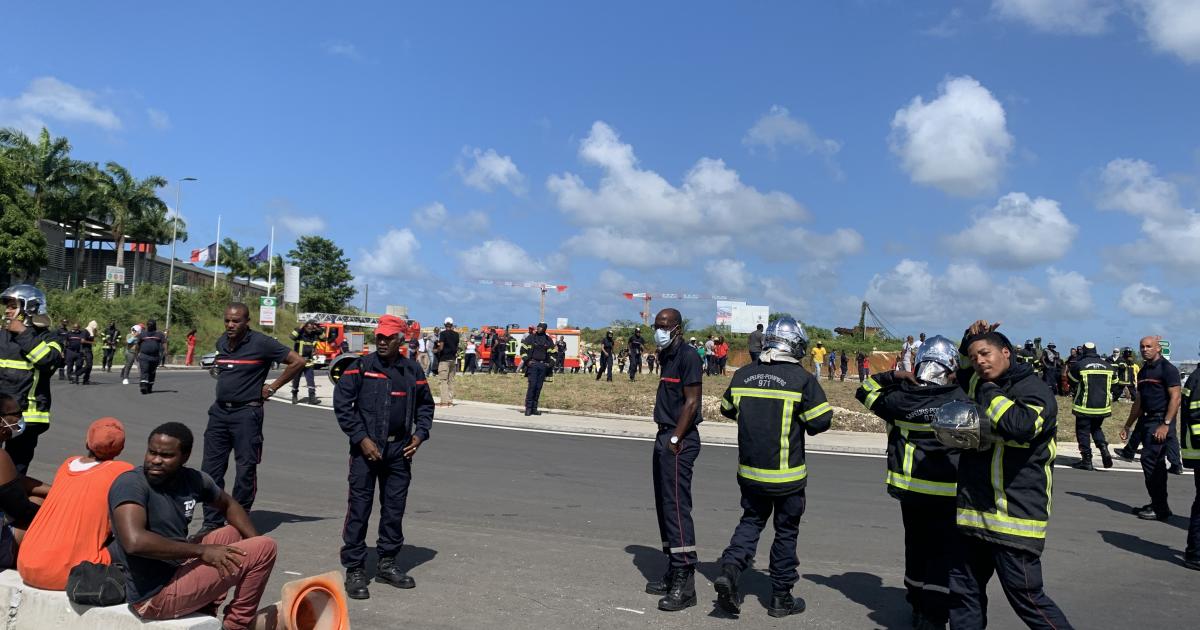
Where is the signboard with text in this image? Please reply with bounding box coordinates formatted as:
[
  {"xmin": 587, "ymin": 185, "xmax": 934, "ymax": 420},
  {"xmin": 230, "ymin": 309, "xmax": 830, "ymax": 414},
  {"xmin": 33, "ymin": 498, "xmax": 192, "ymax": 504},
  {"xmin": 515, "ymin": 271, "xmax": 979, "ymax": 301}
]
[
  {"xmin": 259, "ymin": 296, "xmax": 278, "ymax": 327},
  {"xmin": 105, "ymin": 265, "xmax": 125, "ymax": 284},
  {"xmin": 283, "ymin": 265, "xmax": 300, "ymax": 304}
]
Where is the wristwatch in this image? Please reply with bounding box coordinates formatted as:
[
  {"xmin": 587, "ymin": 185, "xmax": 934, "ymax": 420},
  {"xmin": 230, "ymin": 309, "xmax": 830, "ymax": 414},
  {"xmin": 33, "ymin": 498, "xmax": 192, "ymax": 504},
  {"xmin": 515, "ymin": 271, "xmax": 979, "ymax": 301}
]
[{"xmin": 670, "ymin": 435, "xmax": 680, "ymax": 445}]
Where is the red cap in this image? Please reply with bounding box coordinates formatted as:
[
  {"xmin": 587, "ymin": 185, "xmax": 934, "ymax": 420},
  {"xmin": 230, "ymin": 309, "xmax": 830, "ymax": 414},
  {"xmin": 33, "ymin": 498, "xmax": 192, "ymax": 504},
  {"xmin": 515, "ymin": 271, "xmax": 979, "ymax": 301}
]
[
  {"xmin": 375, "ymin": 315, "xmax": 406, "ymax": 338},
  {"xmin": 87, "ymin": 417, "xmax": 126, "ymax": 460}
]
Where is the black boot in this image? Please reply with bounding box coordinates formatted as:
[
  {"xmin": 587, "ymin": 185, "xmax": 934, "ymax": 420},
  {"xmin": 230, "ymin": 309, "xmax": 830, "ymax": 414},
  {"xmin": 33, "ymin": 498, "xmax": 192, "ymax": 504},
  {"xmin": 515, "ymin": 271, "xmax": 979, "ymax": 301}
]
[
  {"xmin": 1099, "ymin": 447, "xmax": 1113, "ymax": 469},
  {"xmin": 524, "ymin": 407, "xmax": 533, "ymax": 416},
  {"xmin": 713, "ymin": 563, "xmax": 741, "ymax": 615},
  {"xmin": 767, "ymin": 591, "xmax": 806, "ymax": 618},
  {"xmin": 657, "ymin": 567, "xmax": 696, "ymax": 612},
  {"xmin": 345, "ymin": 567, "xmax": 370, "ymax": 600},
  {"xmin": 376, "ymin": 556, "xmax": 415, "ymax": 589},
  {"xmin": 1071, "ymin": 456, "xmax": 1094, "ymax": 471},
  {"xmin": 645, "ymin": 569, "xmax": 671, "ymax": 595},
  {"xmin": 292, "ymin": 391, "xmax": 299, "ymax": 404}
]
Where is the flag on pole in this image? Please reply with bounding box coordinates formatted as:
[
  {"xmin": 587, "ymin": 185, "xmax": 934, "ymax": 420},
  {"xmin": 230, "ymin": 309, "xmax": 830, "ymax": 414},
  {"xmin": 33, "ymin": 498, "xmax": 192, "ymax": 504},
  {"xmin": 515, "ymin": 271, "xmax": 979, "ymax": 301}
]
[
  {"xmin": 190, "ymin": 243, "xmax": 217, "ymax": 264},
  {"xmin": 249, "ymin": 245, "xmax": 269, "ymax": 264}
]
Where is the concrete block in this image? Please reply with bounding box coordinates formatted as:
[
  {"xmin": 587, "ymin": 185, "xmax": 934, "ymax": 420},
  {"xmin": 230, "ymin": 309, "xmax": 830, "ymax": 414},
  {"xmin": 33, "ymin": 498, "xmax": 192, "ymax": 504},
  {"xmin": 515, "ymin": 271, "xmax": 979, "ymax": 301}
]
[{"xmin": 0, "ymin": 570, "xmax": 220, "ymax": 629}]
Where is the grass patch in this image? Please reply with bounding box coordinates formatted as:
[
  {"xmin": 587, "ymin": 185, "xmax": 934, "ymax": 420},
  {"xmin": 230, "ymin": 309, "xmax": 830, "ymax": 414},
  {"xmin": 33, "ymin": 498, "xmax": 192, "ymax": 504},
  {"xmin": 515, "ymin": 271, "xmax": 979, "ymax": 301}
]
[{"xmin": 451, "ymin": 370, "xmax": 1134, "ymax": 444}]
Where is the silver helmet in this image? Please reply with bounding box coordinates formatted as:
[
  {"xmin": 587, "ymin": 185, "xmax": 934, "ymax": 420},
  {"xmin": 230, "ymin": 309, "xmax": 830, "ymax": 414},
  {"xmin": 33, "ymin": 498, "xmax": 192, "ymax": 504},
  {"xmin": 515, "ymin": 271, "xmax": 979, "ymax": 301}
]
[
  {"xmin": 763, "ymin": 316, "xmax": 808, "ymax": 358},
  {"xmin": 914, "ymin": 335, "xmax": 958, "ymax": 386},
  {"xmin": 0, "ymin": 284, "xmax": 47, "ymax": 317},
  {"xmin": 931, "ymin": 400, "xmax": 985, "ymax": 450}
]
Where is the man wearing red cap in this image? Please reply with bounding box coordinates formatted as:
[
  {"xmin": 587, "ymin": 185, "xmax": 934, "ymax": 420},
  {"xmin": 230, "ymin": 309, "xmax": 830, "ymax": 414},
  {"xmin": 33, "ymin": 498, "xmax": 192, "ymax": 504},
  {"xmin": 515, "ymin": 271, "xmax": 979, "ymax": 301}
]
[
  {"xmin": 334, "ymin": 314, "xmax": 435, "ymax": 600},
  {"xmin": 18, "ymin": 417, "xmax": 135, "ymax": 589}
]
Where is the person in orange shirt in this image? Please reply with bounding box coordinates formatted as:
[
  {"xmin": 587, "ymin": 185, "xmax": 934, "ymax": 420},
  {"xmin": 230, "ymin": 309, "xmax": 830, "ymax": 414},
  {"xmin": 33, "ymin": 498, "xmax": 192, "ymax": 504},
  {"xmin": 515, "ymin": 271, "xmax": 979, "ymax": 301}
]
[{"xmin": 18, "ymin": 417, "xmax": 134, "ymax": 590}]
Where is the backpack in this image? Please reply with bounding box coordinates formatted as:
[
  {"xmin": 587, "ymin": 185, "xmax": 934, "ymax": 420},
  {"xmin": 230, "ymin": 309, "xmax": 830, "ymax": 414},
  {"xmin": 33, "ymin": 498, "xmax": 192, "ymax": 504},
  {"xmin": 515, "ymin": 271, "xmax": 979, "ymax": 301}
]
[{"xmin": 66, "ymin": 561, "xmax": 126, "ymax": 606}]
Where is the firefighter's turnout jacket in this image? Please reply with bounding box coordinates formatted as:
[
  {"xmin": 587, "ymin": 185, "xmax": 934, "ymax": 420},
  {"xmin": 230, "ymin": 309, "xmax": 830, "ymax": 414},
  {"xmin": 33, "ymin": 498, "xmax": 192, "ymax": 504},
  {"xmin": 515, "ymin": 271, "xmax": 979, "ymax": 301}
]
[
  {"xmin": 719, "ymin": 358, "xmax": 833, "ymax": 495},
  {"xmin": 1182, "ymin": 370, "xmax": 1200, "ymax": 469},
  {"xmin": 1067, "ymin": 349, "xmax": 1113, "ymax": 417},
  {"xmin": 856, "ymin": 371, "xmax": 967, "ymax": 502},
  {"xmin": 290, "ymin": 326, "xmax": 322, "ymax": 367},
  {"xmin": 956, "ymin": 339, "xmax": 1059, "ymax": 556},
  {"xmin": 0, "ymin": 325, "xmax": 62, "ymax": 424}
]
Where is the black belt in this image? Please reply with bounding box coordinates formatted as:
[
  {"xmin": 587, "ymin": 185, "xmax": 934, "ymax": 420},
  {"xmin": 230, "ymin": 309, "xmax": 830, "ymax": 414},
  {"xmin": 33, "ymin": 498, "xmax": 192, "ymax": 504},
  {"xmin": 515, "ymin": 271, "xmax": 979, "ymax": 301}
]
[{"xmin": 216, "ymin": 400, "xmax": 263, "ymax": 409}]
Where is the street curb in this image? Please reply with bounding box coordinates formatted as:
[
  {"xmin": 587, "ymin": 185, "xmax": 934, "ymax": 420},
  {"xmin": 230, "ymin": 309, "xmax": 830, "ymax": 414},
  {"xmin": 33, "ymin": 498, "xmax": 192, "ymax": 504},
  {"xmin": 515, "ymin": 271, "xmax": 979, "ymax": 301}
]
[{"xmin": 0, "ymin": 571, "xmax": 219, "ymax": 629}]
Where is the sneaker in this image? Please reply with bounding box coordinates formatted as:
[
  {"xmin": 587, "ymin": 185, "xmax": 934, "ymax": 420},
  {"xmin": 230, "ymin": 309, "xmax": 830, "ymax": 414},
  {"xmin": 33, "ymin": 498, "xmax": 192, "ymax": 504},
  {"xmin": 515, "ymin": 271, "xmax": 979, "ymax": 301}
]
[{"xmin": 1134, "ymin": 505, "xmax": 1171, "ymax": 521}]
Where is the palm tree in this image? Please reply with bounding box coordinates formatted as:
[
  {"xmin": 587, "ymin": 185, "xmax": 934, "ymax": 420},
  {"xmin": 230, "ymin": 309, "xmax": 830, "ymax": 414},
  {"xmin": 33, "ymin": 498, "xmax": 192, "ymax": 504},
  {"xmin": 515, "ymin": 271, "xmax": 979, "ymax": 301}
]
[
  {"xmin": 129, "ymin": 205, "xmax": 188, "ymax": 289},
  {"xmin": 0, "ymin": 127, "xmax": 84, "ymax": 216},
  {"xmin": 43, "ymin": 162, "xmax": 107, "ymax": 289},
  {"xmin": 100, "ymin": 162, "xmax": 168, "ymax": 270},
  {"xmin": 215, "ymin": 237, "xmax": 255, "ymax": 295}
]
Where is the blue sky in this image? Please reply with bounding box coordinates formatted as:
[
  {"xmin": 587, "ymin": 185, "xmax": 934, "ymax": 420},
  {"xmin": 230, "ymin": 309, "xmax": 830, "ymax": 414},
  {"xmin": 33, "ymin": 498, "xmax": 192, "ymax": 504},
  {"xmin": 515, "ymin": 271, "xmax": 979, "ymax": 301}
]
[{"xmin": 3, "ymin": 1, "xmax": 1199, "ymax": 355}]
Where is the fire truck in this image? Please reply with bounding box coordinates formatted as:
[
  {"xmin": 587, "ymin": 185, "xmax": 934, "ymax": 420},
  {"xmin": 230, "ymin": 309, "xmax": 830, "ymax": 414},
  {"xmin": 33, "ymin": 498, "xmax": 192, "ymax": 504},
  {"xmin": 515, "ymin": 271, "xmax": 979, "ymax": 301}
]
[
  {"xmin": 297, "ymin": 312, "xmax": 421, "ymax": 382},
  {"xmin": 508, "ymin": 327, "xmax": 583, "ymax": 370}
]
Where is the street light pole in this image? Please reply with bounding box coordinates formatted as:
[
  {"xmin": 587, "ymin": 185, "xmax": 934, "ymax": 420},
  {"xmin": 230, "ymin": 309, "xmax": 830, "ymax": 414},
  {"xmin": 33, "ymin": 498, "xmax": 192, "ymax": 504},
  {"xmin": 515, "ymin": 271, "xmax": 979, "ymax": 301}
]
[{"xmin": 164, "ymin": 177, "xmax": 197, "ymax": 363}]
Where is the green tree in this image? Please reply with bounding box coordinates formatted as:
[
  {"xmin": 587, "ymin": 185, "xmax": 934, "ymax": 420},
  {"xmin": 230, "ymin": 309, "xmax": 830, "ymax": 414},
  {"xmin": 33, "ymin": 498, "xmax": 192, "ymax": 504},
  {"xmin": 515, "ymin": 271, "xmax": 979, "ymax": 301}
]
[
  {"xmin": 287, "ymin": 236, "xmax": 355, "ymax": 313},
  {"xmin": 0, "ymin": 161, "xmax": 47, "ymax": 285},
  {"xmin": 100, "ymin": 162, "xmax": 168, "ymax": 269},
  {"xmin": 213, "ymin": 237, "xmax": 256, "ymax": 295},
  {"xmin": 0, "ymin": 127, "xmax": 83, "ymax": 216}
]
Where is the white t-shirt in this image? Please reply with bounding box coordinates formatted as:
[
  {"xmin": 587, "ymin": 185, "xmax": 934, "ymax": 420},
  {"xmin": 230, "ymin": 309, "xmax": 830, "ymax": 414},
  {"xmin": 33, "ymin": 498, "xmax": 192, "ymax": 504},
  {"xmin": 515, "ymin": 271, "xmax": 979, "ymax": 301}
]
[{"xmin": 466, "ymin": 342, "xmax": 477, "ymax": 354}]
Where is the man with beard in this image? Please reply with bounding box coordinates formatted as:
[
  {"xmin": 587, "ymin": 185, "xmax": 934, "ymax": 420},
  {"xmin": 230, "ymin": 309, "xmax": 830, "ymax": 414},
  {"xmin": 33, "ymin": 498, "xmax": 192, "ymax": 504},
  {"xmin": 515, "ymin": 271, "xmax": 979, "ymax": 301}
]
[{"xmin": 198, "ymin": 303, "xmax": 304, "ymax": 536}]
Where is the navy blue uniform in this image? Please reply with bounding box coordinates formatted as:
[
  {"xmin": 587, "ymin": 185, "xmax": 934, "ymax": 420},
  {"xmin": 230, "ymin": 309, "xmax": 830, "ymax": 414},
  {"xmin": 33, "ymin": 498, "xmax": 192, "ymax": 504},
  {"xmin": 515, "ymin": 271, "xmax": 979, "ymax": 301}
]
[
  {"xmin": 651, "ymin": 341, "xmax": 703, "ymax": 569},
  {"xmin": 628, "ymin": 333, "xmax": 644, "ymax": 380},
  {"xmin": 289, "ymin": 326, "xmax": 322, "ymax": 400},
  {"xmin": 201, "ymin": 330, "xmax": 290, "ymax": 530},
  {"xmin": 135, "ymin": 330, "xmax": 166, "ymax": 393},
  {"xmin": 596, "ymin": 336, "xmax": 614, "ymax": 381},
  {"xmin": 334, "ymin": 352, "xmax": 434, "ymax": 569},
  {"xmin": 64, "ymin": 328, "xmax": 83, "ymax": 383},
  {"xmin": 521, "ymin": 332, "xmax": 557, "ymax": 414},
  {"xmin": 1135, "ymin": 356, "xmax": 1182, "ymax": 518}
]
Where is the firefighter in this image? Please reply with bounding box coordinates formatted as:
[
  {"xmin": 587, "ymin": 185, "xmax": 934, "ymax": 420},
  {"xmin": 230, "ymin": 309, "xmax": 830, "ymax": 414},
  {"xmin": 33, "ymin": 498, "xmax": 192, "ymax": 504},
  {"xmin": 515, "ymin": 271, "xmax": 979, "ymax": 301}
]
[
  {"xmin": 555, "ymin": 335, "xmax": 567, "ymax": 374},
  {"xmin": 0, "ymin": 284, "xmax": 62, "ymax": 474},
  {"xmin": 596, "ymin": 330, "xmax": 614, "ymax": 381},
  {"xmin": 713, "ymin": 316, "xmax": 831, "ymax": 619},
  {"xmin": 1016, "ymin": 339, "xmax": 1038, "ymax": 372},
  {"xmin": 505, "ymin": 331, "xmax": 519, "ymax": 372},
  {"xmin": 1039, "ymin": 343, "xmax": 1060, "ymax": 394},
  {"xmin": 1119, "ymin": 336, "xmax": 1181, "ymax": 522},
  {"xmin": 643, "ymin": 309, "xmax": 703, "ymax": 613},
  {"xmin": 134, "ymin": 320, "xmax": 167, "ymax": 394},
  {"xmin": 933, "ymin": 321, "xmax": 1072, "ymax": 629},
  {"xmin": 64, "ymin": 321, "xmax": 83, "ymax": 384},
  {"xmin": 628, "ymin": 328, "xmax": 645, "ymax": 381},
  {"xmin": 1112, "ymin": 350, "xmax": 1130, "ymax": 402},
  {"xmin": 1068, "ymin": 342, "xmax": 1114, "ymax": 471},
  {"xmin": 199, "ymin": 303, "xmax": 305, "ymax": 534},
  {"xmin": 56, "ymin": 319, "xmax": 68, "ymax": 381},
  {"xmin": 1182, "ymin": 344, "xmax": 1200, "ymax": 571},
  {"xmin": 334, "ymin": 314, "xmax": 435, "ymax": 599},
  {"xmin": 856, "ymin": 335, "xmax": 966, "ymax": 629},
  {"xmin": 489, "ymin": 328, "xmax": 507, "ymax": 374},
  {"xmin": 289, "ymin": 319, "xmax": 322, "ymax": 404},
  {"xmin": 101, "ymin": 321, "xmax": 119, "ymax": 372},
  {"xmin": 520, "ymin": 323, "xmax": 557, "ymax": 416}
]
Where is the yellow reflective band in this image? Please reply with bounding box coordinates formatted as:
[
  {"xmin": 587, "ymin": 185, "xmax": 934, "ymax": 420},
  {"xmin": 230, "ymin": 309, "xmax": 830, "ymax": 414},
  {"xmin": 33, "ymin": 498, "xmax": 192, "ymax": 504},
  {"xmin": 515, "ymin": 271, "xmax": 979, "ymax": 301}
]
[
  {"xmin": 991, "ymin": 442, "xmax": 1007, "ymax": 514},
  {"xmin": 1027, "ymin": 403, "xmax": 1045, "ymax": 436},
  {"xmin": 803, "ymin": 402, "xmax": 831, "ymax": 421},
  {"xmin": 738, "ymin": 464, "xmax": 807, "ymax": 483},
  {"xmin": 864, "ymin": 389, "xmax": 882, "ymax": 410},
  {"xmin": 1183, "ymin": 449, "xmax": 1200, "ymax": 460},
  {"xmin": 967, "ymin": 373, "xmax": 980, "ymax": 398},
  {"xmin": 886, "ymin": 471, "xmax": 957, "ymax": 497},
  {"xmin": 720, "ymin": 397, "xmax": 734, "ymax": 411},
  {"xmin": 1189, "ymin": 401, "xmax": 1200, "ymax": 411},
  {"xmin": 1046, "ymin": 438, "xmax": 1056, "ymax": 516},
  {"xmin": 957, "ymin": 508, "xmax": 1047, "ymax": 539},
  {"xmin": 23, "ymin": 409, "xmax": 49, "ymax": 423},
  {"xmin": 26, "ymin": 341, "xmax": 52, "ymax": 362},
  {"xmin": 780, "ymin": 400, "xmax": 794, "ymax": 470},
  {"xmin": 986, "ymin": 396, "xmax": 1014, "ymax": 425},
  {"xmin": 861, "ymin": 376, "xmax": 881, "ymax": 392},
  {"xmin": 730, "ymin": 387, "xmax": 805, "ymax": 402},
  {"xmin": 902, "ymin": 433, "xmax": 915, "ymax": 478},
  {"xmin": 0, "ymin": 359, "xmax": 32, "ymax": 370},
  {"xmin": 1191, "ymin": 424, "xmax": 1200, "ymax": 436},
  {"xmin": 893, "ymin": 419, "xmax": 934, "ymax": 432},
  {"xmin": 1073, "ymin": 403, "xmax": 1113, "ymax": 416}
]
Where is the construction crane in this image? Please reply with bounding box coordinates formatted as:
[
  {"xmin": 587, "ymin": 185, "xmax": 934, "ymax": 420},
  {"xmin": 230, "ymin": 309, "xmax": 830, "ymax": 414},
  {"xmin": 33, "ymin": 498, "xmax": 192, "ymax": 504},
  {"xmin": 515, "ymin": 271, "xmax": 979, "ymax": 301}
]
[
  {"xmin": 621, "ymin": 291, "xmax": 743, "ymax": 326},
  {"xmin": 478, "ymin": 280, "xmax": 568, "ymax": 323},
  {"xmin": 834, "ymin": 301, "xmax": 896, "ymax": 340}
]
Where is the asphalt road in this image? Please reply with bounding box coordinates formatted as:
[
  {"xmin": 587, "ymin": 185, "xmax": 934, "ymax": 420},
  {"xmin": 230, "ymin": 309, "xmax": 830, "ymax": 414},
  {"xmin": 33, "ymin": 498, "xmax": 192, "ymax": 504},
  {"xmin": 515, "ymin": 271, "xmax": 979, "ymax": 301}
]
[{"xmin": 27, "ymin": 369, "xmax": 1200, "ymax": 629}]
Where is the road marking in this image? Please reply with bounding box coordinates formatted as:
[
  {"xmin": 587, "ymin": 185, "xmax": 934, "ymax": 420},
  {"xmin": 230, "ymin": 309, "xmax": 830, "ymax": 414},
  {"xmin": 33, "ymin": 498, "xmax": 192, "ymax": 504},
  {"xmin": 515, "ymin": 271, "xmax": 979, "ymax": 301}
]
[
  {"xmin": 615, "ymin": 607, "xmax": 644, "ymax": 615},
  {"xmin": 283, "ymin": 571, "xmax": 302, "ymax": 576}
]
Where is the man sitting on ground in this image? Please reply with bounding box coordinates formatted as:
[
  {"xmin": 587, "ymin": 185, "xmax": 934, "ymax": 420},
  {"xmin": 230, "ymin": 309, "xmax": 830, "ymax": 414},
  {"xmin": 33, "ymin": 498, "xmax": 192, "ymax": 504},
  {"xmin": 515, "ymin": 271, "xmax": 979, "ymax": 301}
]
[
  {"xmin": 109, "ymin": 422, "xmax": 277, "ymax": 630},
  {"xmin": 0, "ymin": 394, "xmax": 49, "ymax": 569},
  {"xmin": 18, "ymin": 417, "xmax": 134, "ymax": 589}
]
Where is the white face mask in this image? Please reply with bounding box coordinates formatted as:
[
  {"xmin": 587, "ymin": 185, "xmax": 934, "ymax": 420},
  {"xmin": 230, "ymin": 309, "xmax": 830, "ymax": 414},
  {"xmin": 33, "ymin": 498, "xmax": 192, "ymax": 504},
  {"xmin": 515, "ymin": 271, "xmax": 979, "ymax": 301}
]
[
  {"xmin": 2, "ymin": 417, "xmax": 25, "ymax": 440},
  {"xmin": 654, "ymin": 326, "xmax": 676, "ymax": 349}
]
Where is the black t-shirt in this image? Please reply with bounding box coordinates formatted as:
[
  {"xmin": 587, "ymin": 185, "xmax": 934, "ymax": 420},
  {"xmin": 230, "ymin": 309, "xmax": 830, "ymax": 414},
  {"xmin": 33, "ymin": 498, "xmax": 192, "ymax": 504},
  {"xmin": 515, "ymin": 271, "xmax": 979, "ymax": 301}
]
[
  {"xmin": 1137, "ymin": 357, "xmax": 1181, "ymax": 417},
  {"xmin": 654, "ymin": 340, "xmax": 703, "ymax": 428},
  {"xmin": 629, "ymin": 335, "xmax": 644, "ymax": 355},
  {"xmin": 602, "ymin": 337, "xmax": 614, "ymax": 354},
  {"xmin": 65, "ymin": 330, "xmax": 83, "ymax": 351},
  {"xmin": 136, "ymin": 331, "xmax": 165, "ymax": 358},
  {"xmin": 214, "ymin": 329, "xmax": 291, "ymax": 403},
  {"xmin": 108, "ymin": 467, "xmax": 220, "ymax": 603},
  {"xmin": 437, "ymin": 329, "xmax": 460, "ymax": 362}
]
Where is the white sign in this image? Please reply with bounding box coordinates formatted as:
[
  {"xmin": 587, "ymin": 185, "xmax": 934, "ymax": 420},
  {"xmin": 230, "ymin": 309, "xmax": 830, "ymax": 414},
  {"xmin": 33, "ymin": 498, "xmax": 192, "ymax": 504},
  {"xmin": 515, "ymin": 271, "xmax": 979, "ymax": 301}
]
[
  {"xmin": 730, "ymin": 303, "xmax": 770, "ymax": 333},
  {"xmin": 556, "ymin": 317, "xmax": 568, "ymax": 329},
  {"xmin": 1161, "ymin": 339, "xmax": 1171, "ymax": 360},
  {"xmin": 715, "ymin": 300, "xmax": 740, "ymax": 326},
  {"xmin": 259, "ymin": 296, "xmax": 277, "ymax": 327},
  {"xmin": 105, "ymin": 265, "xmax": 125, "ymax": 283},
  {"xmin": 283, "ymin": 265, "xmax": 300, "ymax": 304}
]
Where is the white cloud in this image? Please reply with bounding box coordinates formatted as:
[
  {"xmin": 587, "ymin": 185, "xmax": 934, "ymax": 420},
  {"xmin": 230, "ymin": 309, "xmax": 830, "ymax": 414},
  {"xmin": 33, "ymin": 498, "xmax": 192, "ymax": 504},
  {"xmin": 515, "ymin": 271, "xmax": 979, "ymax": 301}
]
[
  {"xmin": 1119, "ymin": 282, "xmax": 1173, "ymax": 316},
  {"xmin": 412, "ymin": 202, "xmax": 449, "ymax": 230},
  {"xmin": 1097, "ymin": 158, "xmax": 1200, "ymax": 267},
  {"xmin": 457, "ymin": 147, "xmax": 526, "ymax": 194},
  {"xmin": 946, "ymin": 192, "xmax": 1077, "ymax": 267},
  {"xmin": 461, "ymin": 210, "xmax": 491, "ymax": 233},
  {"xmin": 278, "ymin": 214, "xmax": 327, "ymax": 235},
  {"xmin": 889, "ymin": 76, "xmax": 1014, "ymax": 197},
  {"xmin": 596, "ymin": 268, "xmax": 632, "ymax": 291},
  {"xmin": 705, "ymin": 258, "xmax": 750, "ymax": 295},
  {"xmin": 323, "ymin": 41, "xmax": 364, "ymax": 61},
  {"xmin": 0, "ymin": 77, "xmax": 121, "ymax": 136},
  {"xmin": 457, "ymin": 239, "xmax": 546, "ymax": 280},
  {"xmin": 1046, "ymin": 268, "xmax": 1094, "ymax": 315},
  {"xmin": 358, "ymin": 228, "xmax": 424, "ymax": 277},
  {"xmin": 549, "ymin": 121, "xmax": 860, "ymax": 267},
  {"xmin": 993, "ymin": 0, "xmax": 1117, "ymax": 35},
  {"xmin": 743, "ymin": 105, "xmax": 842, "ymax": 175},
  {"xmin": 1135, "ymin": 0, "xmax": 1200, "ymax": 63},
  {"xmin": 146, "ymin": 108, "xmax": 170, "ymax": 130}
]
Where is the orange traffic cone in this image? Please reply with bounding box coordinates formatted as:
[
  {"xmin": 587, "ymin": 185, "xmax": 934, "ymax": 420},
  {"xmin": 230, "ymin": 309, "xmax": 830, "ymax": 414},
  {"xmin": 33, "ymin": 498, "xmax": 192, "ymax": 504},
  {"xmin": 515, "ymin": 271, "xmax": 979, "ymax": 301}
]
[{"xmin": 256, "ymin": 570, "xmax": 350, "ymax": 630}]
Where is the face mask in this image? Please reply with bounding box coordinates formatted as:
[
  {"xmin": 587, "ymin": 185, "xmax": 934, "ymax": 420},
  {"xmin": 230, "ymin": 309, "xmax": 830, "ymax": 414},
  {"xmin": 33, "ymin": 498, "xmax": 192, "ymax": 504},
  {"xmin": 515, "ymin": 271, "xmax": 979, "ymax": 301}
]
[
  {"xmin": 3, "ymin": 418, "xmax": 25, "ymax": 440},
  {"xmin": 654, "ymin": 326, "xmax": 676, "ymax": 349}
]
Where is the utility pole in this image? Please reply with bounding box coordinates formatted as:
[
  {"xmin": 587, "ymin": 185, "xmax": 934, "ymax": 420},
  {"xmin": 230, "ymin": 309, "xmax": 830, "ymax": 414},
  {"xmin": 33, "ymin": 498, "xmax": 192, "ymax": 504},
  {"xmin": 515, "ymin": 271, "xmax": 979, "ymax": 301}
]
[{"xmin": 363, "ymin": 283, "xmax": 369, "ymax": 313}]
